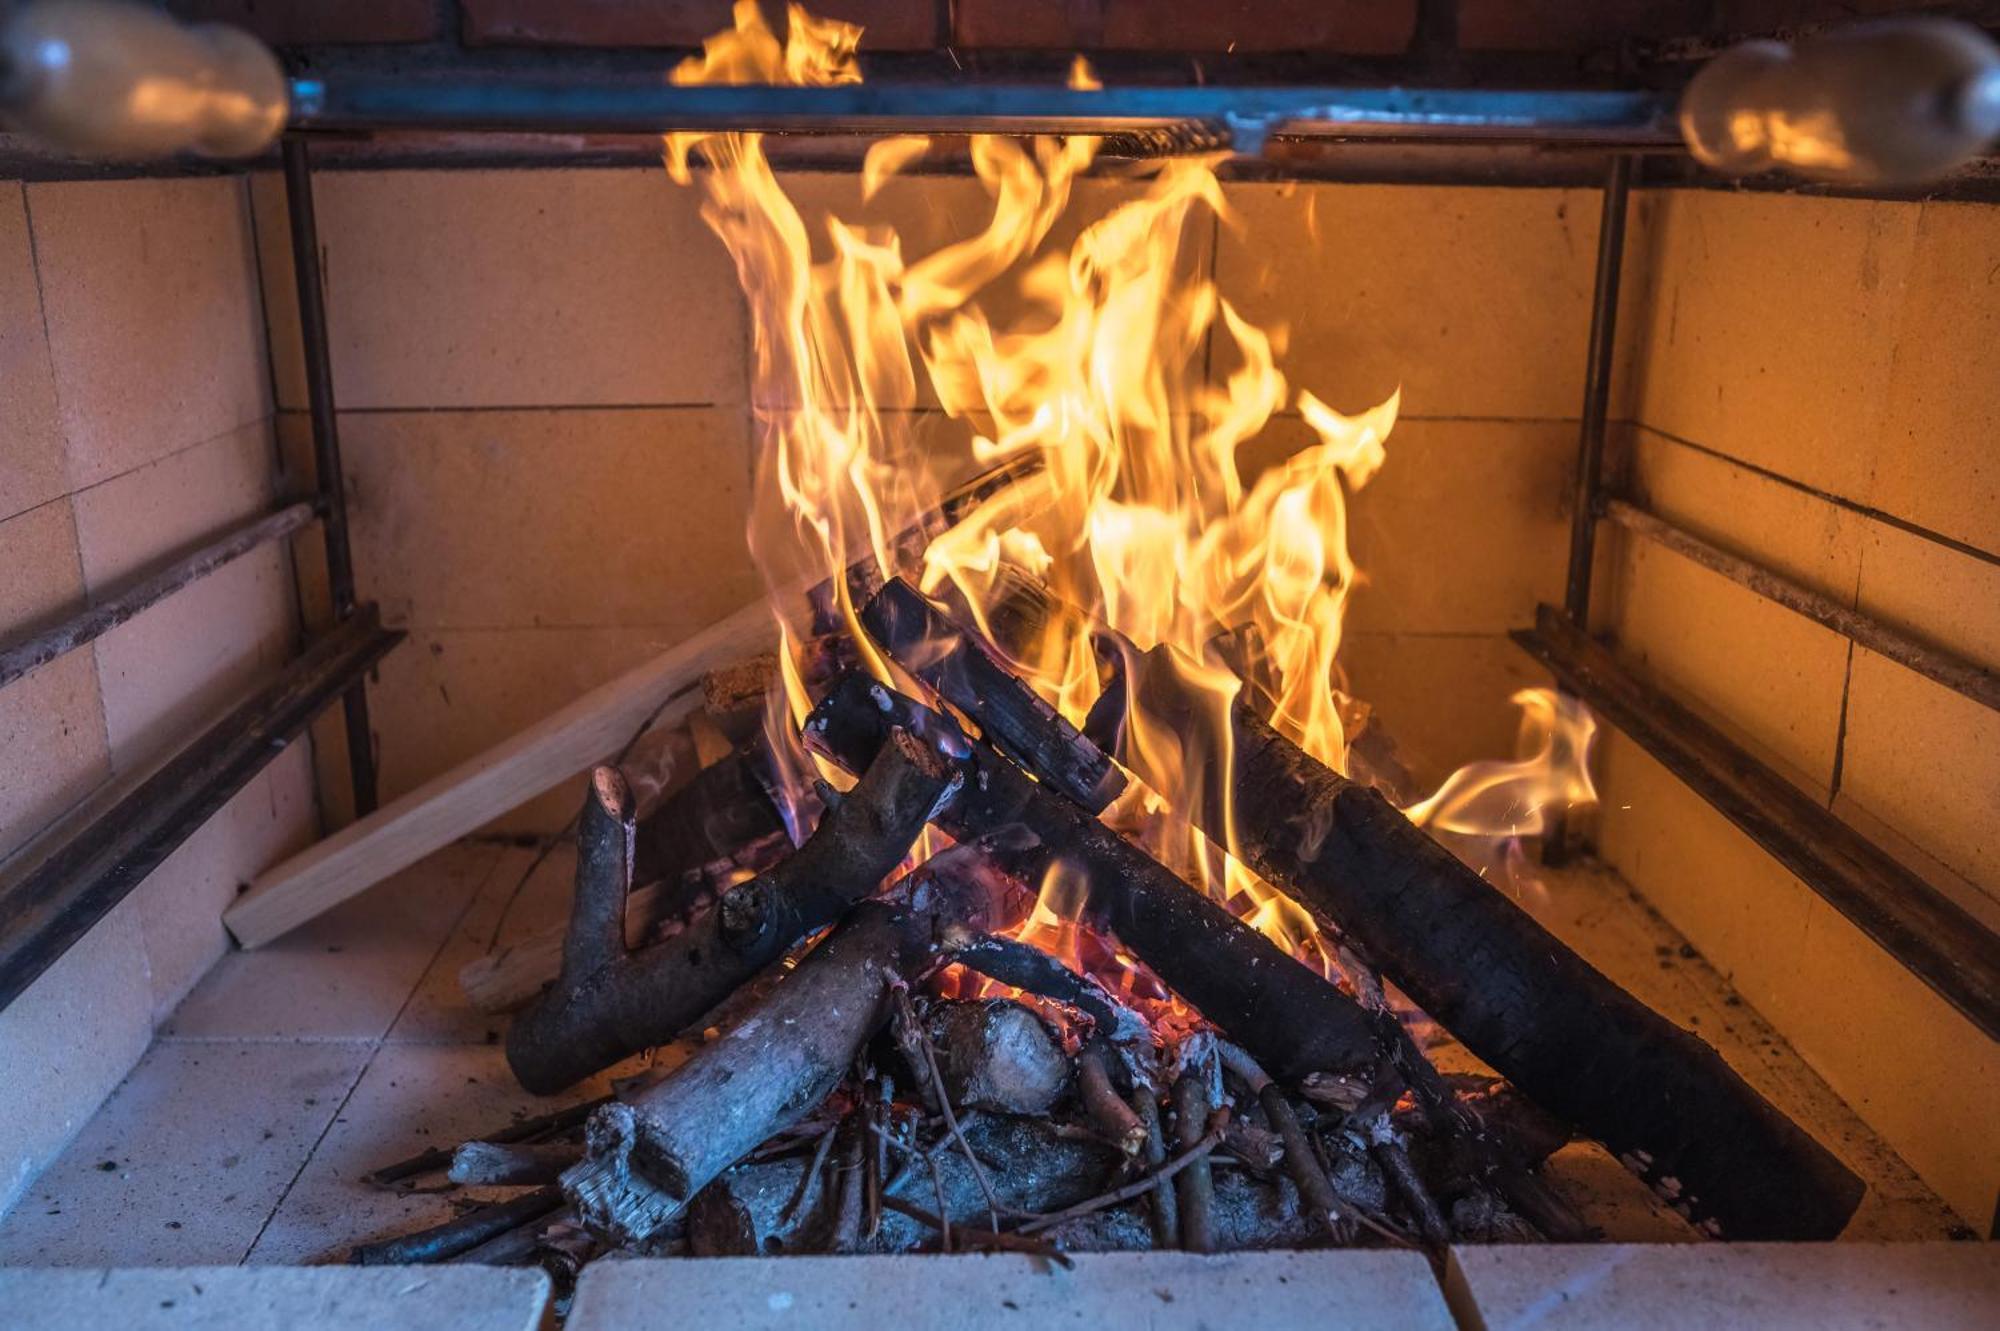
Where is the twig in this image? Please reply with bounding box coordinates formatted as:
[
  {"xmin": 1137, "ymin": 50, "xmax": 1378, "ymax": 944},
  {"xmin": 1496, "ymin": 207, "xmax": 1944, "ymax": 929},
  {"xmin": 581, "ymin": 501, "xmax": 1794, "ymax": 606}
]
[
  {"xmin": 1172, "ymin": 1071, "xmax": 1217, "ymax": 1252},
  {"xmin": 927, "ymin": 1150, "xmax": 952, "ymax": 1253},
  {"xmin": 831, "ymin": 1110, "xmax": 866, "ymax": 1254},
  {"xmin": 351, "ymin": 1186, "xmax": 567, "ymax": 1265},
  {"xmin": 1128, "ymin": 1084, "xmax": 1178, "ymax": 1248},
  {"xmin": 1076, "ymin": 1041, "xmax": 1147, "ymax": 1157},
  {"xmin": 364, "ymin": 1096, "xmax": 610, "ymax": 1189},
  {"xmin": 881, "ymin": 1199, "xmax": 1075, "ymax": 1268},
  {"xmin": 1012, "ymin": 1122, "xmax": 1225, "ymax": 1237},
  {"xmin": 1212, "ymin": 1039, "xmax": 1412, "ymax": 1248},
  {"xmin": 778, "ymin": 1124, "xmax": 839, "ymax": 1230},
  {"xmin": 1369, "ymin": 1116, "xmax": 1451, "ymax": 1249}
]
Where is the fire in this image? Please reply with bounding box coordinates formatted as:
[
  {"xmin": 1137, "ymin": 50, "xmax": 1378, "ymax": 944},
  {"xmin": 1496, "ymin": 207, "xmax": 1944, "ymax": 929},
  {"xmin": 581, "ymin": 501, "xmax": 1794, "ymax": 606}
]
[{"xmin": 665, "ymin": 4, "xmax": 1597, "ymax": 991}]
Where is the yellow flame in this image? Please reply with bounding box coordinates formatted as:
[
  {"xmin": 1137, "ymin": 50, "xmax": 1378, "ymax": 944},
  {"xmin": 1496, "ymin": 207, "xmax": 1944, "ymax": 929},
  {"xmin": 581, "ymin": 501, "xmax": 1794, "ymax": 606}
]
[{"xmin": 665, "ymin": 5, "xmax": 1598, "ymax": 990}]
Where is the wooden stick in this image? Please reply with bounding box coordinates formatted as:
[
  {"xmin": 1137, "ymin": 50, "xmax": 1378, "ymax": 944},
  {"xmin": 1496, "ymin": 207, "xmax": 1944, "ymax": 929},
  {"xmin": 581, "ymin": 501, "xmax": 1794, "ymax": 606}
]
[
  {"xmin": 350, "ymin": 1186, "xmax": 566, "ymax": 1265},
  {"xmin": 1171, "ymin": 1071, "xmax": 1216, "ymax": 1253},
  {"xmin": 507, "ymin": 730, "xmax": 959, "ymax": 1093},
  {"xmin": 1128, "ymin": 1084, "xmax": 1178, "ymax": 1248},
  {"xmin": 1076, "ymin": 1041, "xmax": 1147, "ymax": 1157},
  {"xmin": 364, "ymin": 1095, "xmax": 609, "ymax": 1188},
  {"xmin": 227, "ymin": 598, "xmax": 775, "ymax": 947},
  {"xmin": 1012, "ymin": 1122, "xmax": 1225, "ymax": 1237},
  {"xmin": 562, "ymin": 855, "xmax": 1007, "ymax": 1245}
]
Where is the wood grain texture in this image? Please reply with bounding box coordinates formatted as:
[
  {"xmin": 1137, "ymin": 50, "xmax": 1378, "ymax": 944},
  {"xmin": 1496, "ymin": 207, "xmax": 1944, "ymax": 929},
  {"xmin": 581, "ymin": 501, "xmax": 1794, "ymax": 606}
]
[{"xmin": 224, "ymin": 599, "xmax": 776, "ymax": 947}]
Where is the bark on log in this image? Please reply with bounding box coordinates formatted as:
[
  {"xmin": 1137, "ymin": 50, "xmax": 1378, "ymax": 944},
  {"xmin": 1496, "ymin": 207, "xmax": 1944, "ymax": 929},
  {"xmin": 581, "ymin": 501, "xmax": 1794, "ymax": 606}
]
[
  {"xmin": 861, "ymin": 574, "xmax": 1863, "ymax": 1241},
  {"xmin": 506, "ymin": 729, "xmax": 959, "ymax": 1094},
  {"xmin": 560, "ymin": 856, "xmax": 1005, "ymax": 1245},
  {"xmin": 1225, "ymin": 705, "xmax": 1865, "ymax": 1240},
  {"xmin": 460, "ymin": 744, "xmax": 790, "ymax": 1017},
  {"xmin": 860, "ymin": 577, "xmax": 1124, "ymax": 811},
  {"xmin": 804, "ymin": 675, "xmax": 1381, "ymax": 1081},
  {"xmin": 926, "ymin": 1000, "xmax": 1071, "ymax": 1116}
]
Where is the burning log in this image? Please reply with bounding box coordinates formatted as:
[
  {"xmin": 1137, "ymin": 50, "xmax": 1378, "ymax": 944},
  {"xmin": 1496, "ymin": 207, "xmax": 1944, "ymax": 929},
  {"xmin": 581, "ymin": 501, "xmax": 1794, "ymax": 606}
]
[
  {"xmin": 925, "ymin": 1000, "xmax": 1071, "ymax": 1116},
  {"xmin": 506, "ymin": 728, "xmax": 959, "ymax": 1093},
  {"xmin": 561, "ymin": 847, "xmax": 1013, "ymax": 1245},
  {"xmin": 863, "ymin": 573, "xmax": 1864, "ymax": 1242},
  {"xmin": 803, "ymin": 674, "xmax": 1381, "ymax": 1082},
  {"xmin": 860, "ymin": 577, "xmax": 1124, "ymax": 811},
  {"xmin": 1225, "ymin": 704, "xmax": 1865, "ymax": 1241}
]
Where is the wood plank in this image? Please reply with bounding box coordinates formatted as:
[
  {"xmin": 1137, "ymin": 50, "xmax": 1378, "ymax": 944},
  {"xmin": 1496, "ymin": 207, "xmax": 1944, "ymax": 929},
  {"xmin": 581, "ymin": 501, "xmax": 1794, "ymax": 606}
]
[{"xmin": 223, "ymin": 600, "xmax": 776, "ymax": 948}]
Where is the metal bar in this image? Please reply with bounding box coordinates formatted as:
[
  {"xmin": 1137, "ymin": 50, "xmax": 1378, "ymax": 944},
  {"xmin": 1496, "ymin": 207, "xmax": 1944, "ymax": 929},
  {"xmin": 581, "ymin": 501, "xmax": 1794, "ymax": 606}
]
[
  {"xmin": 1546, "ymin": 151, "xmax": 1634, "ymax": 863},
  {"xmin": 1562, "ymin": 152, "xmax": 1635, "ymax": 622},
  {"xmin": 0, "ymin": 502, "xmax": 315, "ymax": 691},
  {"xmin": 283, "ymin": 134, "xmax": 379, "ymax": 816},
  {"xmin": 1515, "ymin": 604, "xmax": 2000, "ymax": 1042},
  {"xmin": 287, "ymin": 79, "xmax": 1680, "ymax": 145},
  {"xmin": 0, "ymin": 609, "xmax": 404, "ymax": 1014},
  {"xmin": 1606, "ymin": 498, "xmax": 2000, "ymax": 714}
]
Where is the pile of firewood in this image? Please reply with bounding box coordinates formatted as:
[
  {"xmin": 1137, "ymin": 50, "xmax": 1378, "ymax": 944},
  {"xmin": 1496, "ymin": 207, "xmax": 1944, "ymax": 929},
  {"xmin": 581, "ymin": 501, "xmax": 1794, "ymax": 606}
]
[{"xmin": 348, "ymin": 502, "xmax": 1865, "ymax": 1287}]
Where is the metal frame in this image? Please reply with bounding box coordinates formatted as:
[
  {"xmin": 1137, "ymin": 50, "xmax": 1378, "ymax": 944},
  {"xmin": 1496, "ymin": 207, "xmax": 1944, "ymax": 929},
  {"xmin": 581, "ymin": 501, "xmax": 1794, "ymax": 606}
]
[
  {"xmin": 1549, "ymin": 158, "xmax": 2000, "ymax": 1037},
  {"xmin": 0, "ymin": 609, "xmax": 402, "ymax": 1012},
  {"xmin": 287, "ymin": 79, "xmax": 1681, "ymax": 149},
  {"xmin": 0, "ymin": 141, "xmax": 387, "ymax": 1017},
  {"xmin": 282, "ymin": 136, "xmax": 379, "ymax": 817}
]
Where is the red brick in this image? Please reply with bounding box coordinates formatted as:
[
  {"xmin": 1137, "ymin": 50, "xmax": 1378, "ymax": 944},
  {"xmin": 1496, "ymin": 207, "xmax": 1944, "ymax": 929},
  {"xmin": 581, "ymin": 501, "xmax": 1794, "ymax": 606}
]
[
  {"xmin": 954, "ymin": 0, "xmax": 1091, "ymax": 50},
  {"xmin": 958, "ymin": 0, "xmax": 1414, "ymax": 54},
  {"xmin": 1101, "ymin": 0, "xmax": 1415, "ymax": 54},
  {"xmin": 1457, "ymin": 1, "xmax": 1709, "ymax": 52},
  {"xmin": 462, "ymin": 0, "xmax": 939, "ymax": 51},
  {"xmin": 168, "ymin": 0, "xmax": 442, "ymax": 45}
]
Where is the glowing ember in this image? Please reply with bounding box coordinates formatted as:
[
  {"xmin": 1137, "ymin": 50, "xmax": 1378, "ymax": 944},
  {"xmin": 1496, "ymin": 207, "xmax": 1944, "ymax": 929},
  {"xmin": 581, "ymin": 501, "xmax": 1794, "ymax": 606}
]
[{"xmin": 664, "ymin": 3, "xmax": 1598, "ymax": 997}]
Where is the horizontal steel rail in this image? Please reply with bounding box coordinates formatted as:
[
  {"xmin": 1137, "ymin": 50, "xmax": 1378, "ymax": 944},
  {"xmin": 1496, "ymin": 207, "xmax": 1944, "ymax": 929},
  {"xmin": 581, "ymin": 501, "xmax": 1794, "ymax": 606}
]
[
  {"xmin": 0, "ymin": 608, "xmax": 404, "ymax": 1013},
  {"xmin": 1515, "ymin": 604, "xmax": 2000, "ymax": 1042},
  {"xmin": 0, "ymin": 501, "xmax": 319, "ymax": 692},
  {"xmin": 289, "ymin": 79, "xmax": 1680, "ymax": 146},
  {"xmin": 1605, "ymin": 498, "xmax": 2000, "ymax": 714}
]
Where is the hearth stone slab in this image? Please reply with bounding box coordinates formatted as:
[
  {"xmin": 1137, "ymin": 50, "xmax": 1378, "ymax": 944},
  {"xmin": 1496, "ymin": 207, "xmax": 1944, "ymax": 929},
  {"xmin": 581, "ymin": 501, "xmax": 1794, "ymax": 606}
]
[
  {"xmin": 568, "ymin": 1250, "xmax": 1455, "ymax": 1329},
  {"xmin": 0, "ymin": 1266, "xmax": 550, "ymax": 1329},
  {"xmin": 1444, "ymin": 1241, "xmax": 2000, "ymax": 1331}
]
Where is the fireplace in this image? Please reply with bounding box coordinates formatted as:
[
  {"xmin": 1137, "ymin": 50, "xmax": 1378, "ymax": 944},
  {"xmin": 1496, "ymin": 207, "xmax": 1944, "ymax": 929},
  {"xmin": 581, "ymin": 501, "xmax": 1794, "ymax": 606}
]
[{"xmin": 0, "ymin": 1, "xmax": 1996, "ymax": 1326}]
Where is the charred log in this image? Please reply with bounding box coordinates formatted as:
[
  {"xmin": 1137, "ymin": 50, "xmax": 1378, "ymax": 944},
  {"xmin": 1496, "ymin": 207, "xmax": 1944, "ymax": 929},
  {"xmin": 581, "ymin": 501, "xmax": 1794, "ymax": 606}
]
[
  {"xmin": 561, "ymin": 852, "xmax": 1007, "ymax": 1245},
  {"xmin": 1227, "ymin": 704, "xmax": 1865, "ymax": 1241},
  {"xmin": 506, "ymin": 730, "xmax": 958, "ymax": 1093},
  {"xmin": 804, "ymin": 674, "xmax": 1381, "ymax": 1081},
  {"xmin": 861, "ymin": 576, "xmax": 1124, "ymax": 811}
]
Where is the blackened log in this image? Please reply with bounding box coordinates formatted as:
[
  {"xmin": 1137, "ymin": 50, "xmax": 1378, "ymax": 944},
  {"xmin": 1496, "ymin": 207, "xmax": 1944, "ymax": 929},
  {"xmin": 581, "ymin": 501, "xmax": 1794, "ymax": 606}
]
[
  {"xmin": 861, "ymin": 578, "xmax": 1125, "ymax": 812},
  {"xmin": 1227, "ymin": 705, "xmax": 1864, "ymax": 1241},
  {"xmin": 562, "ymin": 854, "xmax": 1005, "ymax": 1245},
  {"xmin": 506, "ymin": 730, "xmax": 959, "ymax": 1093},
  {"xmin": 804, "ymin": 676, "xmax": 1380, "ymax": 1081},
  {"xmin": 951, "ymin": 932, "xmax": 1150, "ymax": 1046},
  {"xmin": 631, "ymin": 739, "xmax": 788, "ymax": 888}
]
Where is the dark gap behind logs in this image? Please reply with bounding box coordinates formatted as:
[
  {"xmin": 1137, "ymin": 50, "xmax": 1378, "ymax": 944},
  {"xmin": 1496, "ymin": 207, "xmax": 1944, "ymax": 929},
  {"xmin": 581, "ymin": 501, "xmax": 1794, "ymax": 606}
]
[{"xmin": 858, "ymin": 574, "xmax": 1865, "ymax": 1242}]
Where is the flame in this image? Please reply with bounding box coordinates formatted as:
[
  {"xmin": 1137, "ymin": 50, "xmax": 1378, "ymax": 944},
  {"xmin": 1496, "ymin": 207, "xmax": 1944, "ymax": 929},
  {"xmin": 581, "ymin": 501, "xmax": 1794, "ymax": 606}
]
[{"xmin": 665, "ymin": 5, "xmax": 1597, "ymax": 998}]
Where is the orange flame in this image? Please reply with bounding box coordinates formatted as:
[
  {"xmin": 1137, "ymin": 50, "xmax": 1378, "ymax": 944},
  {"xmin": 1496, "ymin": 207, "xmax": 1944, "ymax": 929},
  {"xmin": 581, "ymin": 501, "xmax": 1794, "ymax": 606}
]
[{"xmin": 666, "ymin": 5, "xmax": 1598, "ymax": 993}]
